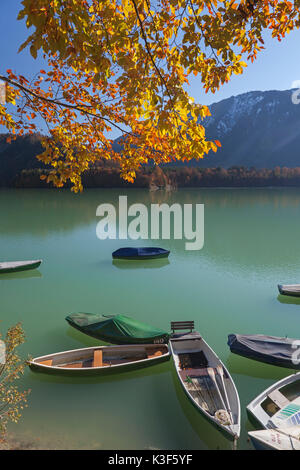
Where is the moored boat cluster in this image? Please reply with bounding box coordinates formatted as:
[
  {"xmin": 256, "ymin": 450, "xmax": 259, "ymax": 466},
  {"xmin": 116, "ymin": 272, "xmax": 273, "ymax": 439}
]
[{"xmin": 2, "ymin": 252, "xmax": 300, "ymax": 449}]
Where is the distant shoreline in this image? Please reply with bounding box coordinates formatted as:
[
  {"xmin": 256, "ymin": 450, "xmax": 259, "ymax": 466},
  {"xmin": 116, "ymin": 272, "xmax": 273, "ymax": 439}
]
[{"xmin": 5, "ymin": 166, "xmax": 300, "ymax": 190}]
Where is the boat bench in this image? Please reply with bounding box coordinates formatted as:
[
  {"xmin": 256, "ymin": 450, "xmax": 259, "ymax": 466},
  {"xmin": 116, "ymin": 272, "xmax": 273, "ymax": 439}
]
[
  {"xmin": 268, "ymin": 390, "xmax": 290, "ymax": 408},
  {"xmin": 93, "ymin": 350, "xmax": 104, "ymax": 367},
  {"xmin": 171, "ymin": 321, "xmax": 194, "ymax": 334}
]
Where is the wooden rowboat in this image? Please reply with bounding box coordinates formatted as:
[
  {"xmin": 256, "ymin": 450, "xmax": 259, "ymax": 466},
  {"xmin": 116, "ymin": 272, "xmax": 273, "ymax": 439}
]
[
  {"xmin": 278, "ymin": 284, "xmax": 300, "ymax": 297},
  {"xmin": 170, "ymin": 321, "xmax": 241, "ymax": 439},
  {"xmin": 248, "ymin": 426, "xmax": 300, "ymax": 450},
  {"xmin": 29, "ymin": 343, "xmax": 170, "ymax": 374},
  {"xmin": 0, "ymin": 259, "xmax": 42, "ymax": 274},
  {"xmin": 247, "ymin": 372, "xmax": 300, "ymax": 429}
]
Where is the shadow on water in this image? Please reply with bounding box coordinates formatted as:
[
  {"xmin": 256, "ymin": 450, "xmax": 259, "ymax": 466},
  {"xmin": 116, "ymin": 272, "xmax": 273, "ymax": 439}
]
[
  {"xmin": 0, "ymin": 270, "xmax": 42, "ymax": 281},
  {"xmin": 170, "ymin": 366, "xmax": 234, "ymax": 450},
  {"xmin": 277, "ymin": 294, "xmax": 300, "ymax": 306},
  {"xmin": 112, "ymin": 259, "xmax": 170, "ymax": 270},
  {"xmin": 226, "ymin": 353, "xmax": 297, "ymax": 380}
]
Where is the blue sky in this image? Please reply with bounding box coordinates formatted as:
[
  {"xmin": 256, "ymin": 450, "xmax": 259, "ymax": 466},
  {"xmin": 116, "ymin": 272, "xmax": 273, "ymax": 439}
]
[{"xmin": 1, "ymin": 1, "xmax": 300, "ymax": 136}]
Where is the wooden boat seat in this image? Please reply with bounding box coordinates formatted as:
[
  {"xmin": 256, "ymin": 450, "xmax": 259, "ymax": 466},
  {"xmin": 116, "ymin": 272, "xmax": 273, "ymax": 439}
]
[
  {"xmin": 148, "ymin": 350, "xmax": 163, "ymax": 359},
  {"xmin": 268, "ymin": 390, "xmax": 290, "ymax": 408},
  {"xmin": 38, "ymin": 359, "xmax": 53, "ymax": 366},
  {"xmin": 93, "ymin": 349, "xmax": 103, "ymax": 367}
]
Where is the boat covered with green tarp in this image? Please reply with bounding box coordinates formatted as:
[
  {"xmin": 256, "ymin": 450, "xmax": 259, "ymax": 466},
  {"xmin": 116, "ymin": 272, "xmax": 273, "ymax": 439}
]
[{"xmin": 65, "ymin": 313, "xmax": 170, "ymax": 345}]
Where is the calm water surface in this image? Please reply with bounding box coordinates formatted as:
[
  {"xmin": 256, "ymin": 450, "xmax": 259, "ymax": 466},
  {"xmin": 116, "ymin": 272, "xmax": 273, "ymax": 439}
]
[{"xmin": 1, "ymin": 187, "xmax": 300, "ymax": 449}]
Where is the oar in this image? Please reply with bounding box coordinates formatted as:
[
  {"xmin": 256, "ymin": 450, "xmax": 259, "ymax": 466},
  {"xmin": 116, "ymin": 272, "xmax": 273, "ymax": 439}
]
[{"xmin": 216, "ymin": 365, "xmax": 233, "ymax": 423}]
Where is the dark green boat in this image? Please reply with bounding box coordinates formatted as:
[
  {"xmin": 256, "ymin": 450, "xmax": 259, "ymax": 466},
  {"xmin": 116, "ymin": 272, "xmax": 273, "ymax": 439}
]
[
  {"xmin": 66, "ymin": 313, "xmax": 170, "ymax": 345},
  {"xmin": 0, "ymin": 259, "xmax": 42, "ymax": 274}
]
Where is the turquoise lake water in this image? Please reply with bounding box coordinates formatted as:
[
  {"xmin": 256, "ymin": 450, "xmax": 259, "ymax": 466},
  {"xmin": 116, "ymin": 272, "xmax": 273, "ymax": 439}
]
[{"xmin": 1, "ymin": 187, "xmax": 300, "ymax": 449}]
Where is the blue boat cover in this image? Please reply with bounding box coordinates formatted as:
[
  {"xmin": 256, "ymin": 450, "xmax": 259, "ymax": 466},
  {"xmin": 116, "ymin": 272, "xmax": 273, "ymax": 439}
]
[{"xmin": 228, "ymin": 334, "xmax": 300, "ymax": 369}]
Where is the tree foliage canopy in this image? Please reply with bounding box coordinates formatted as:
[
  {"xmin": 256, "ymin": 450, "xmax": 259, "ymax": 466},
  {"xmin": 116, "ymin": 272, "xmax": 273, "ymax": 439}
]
[
  {"xmin": 0, "ymin": 323, "xmax": 30, "ymax": 441},
  {"xmin": 0, "ymin": 0, "xmax": 299, "ymax": 191}
]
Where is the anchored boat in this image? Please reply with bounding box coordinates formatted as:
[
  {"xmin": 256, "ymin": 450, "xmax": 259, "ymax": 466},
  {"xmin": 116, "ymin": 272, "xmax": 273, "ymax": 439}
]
[
  {"xmin": 0, "ymin": 259, "xmax": 42, "ymax": 274},
  {"xmin": 170, "ymin": 321, "xmax": 241, "ymax": 439},
  {"xmin": 247, "ymin": 372, "xmax": 300, "ymax": 429},
  {"xmin": 66, "ymin": 313, "xmax": 170, "ymax": 345},
  {"xmin": 249, "ymin": 426, "xmax": 300, "ymax": 450},
  {"xmin": 29, "ymin": 343, "xmax": 170, "ymax": 374},
  {"xmin": 228, "ymin": 333, "xmax": 300, "ymax": 369},
  {"xmin": 278, "ymin": 284, "xmax": 300, "ymax": 297},
  {"xmin": 112, "ymin": 247, "xmax": 170, "ymax": 260}
]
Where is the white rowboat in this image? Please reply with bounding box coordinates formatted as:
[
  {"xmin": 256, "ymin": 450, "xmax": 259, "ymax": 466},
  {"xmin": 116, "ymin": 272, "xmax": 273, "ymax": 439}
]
[
  {"xmin": 247, "ymin": 372, "xmax": 300, "ymax": 429},
  {"xmin": 278, "ymin": 284, "xmax": 300, "ymax": 297},
  {"xmin": 0, "ymin": 259, "xmax": 42, "ymax": 274},
  {"xmin": 29, "ymin": 343, "xmax": 170, "ymax": 374}
]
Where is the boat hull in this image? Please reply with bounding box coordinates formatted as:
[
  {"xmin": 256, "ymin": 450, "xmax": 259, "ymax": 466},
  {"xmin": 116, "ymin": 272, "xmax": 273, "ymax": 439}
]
[
  {"xmin": 247, "ymin": 372, "xmax": 300, "ymax": 429},
  {"xmin": 67, "ymin": 321, "xmax": 169, "ymax": 345},
  {"xmin": 278, "ymin": 284, "xmax": 300, "ymax": 297},
  {"xmin": 112, "ymin": 247, "xmax": 170, "ymax": 260},
  {"xmin": 0, "ymin": 260, "xmax": 42, "ymax": 274},
  {"xmin": 228, "ymin": 333, "xmax": 300, "ymax": 370},
  {"xmin": 249, "ymin": 427, "xmax": 300, "ymax": 450},
  {"xmin": 113, "ymin": 253, "xmax": 169, "ymax": 260},
  {"xmin": 170, "ymin": 331, "xmax": 241, "ymax": 439},
  {"xmin": 29, "ymin": 344, "xmax": 170, "ymax": 376}
]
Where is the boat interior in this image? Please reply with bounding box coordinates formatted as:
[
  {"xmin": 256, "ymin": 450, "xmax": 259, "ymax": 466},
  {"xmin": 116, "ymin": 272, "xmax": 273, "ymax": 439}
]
[
  {"xmin": 262, "ymin": 380, "xmax": 300, "ymax": 417},
  {"xmin": 172, "ymin": 338, "xmax": 234, "ymax": 419},
  {"xmin": 35, "ymin": 344, "xmax": 168, "ymax": 369}
]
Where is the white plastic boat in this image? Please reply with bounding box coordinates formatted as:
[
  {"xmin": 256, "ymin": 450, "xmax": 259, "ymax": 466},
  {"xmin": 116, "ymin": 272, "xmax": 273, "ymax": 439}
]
[
  {"xmin": 247, "ymin": 372, "xmax": 300, "ymax": 429},
  {"xmin": 249, "ymin": 426, "xmax": 300, "ymax": 450},
  {"xmin": 278, "ymin": 284, "xmax": 300, "ymax": 297}
]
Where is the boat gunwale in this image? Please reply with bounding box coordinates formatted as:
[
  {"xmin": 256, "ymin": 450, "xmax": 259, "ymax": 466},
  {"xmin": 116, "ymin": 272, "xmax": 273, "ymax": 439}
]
[
  {"xmin": 170, "ymin": 333, "xmax": 241, "ymax": 438},
  {"xmin": 29, "ymin": 344, "xmax": 170, "ymax": 371}
]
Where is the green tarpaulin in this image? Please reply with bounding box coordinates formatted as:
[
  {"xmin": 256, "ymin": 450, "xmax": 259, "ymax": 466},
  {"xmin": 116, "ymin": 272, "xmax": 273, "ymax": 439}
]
[{"xmin": 66, "ymin": 313, "xmax": 170, "ymax": 345}]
